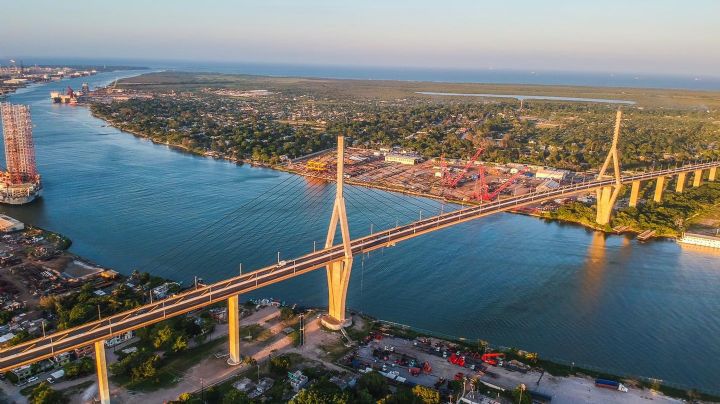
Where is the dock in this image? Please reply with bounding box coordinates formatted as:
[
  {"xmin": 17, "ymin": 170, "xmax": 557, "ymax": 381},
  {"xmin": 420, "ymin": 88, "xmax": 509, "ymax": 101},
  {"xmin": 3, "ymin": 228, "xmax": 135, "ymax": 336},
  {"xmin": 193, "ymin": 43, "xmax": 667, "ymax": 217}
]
[
  {"xmin": 612, "ymin": 225, "xmax": 630, "ymax": 234},
  {"xmin": 637, "ymin": 230, "xmax": 656, "ymax": 241}
]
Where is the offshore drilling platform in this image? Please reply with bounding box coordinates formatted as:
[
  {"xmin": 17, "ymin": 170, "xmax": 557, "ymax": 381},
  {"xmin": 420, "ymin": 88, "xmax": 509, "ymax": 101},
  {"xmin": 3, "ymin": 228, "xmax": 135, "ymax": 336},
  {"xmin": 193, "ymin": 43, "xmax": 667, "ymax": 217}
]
[{"xmin": 0, "ymin": 103, "xmax": 41, "ymax": 204}]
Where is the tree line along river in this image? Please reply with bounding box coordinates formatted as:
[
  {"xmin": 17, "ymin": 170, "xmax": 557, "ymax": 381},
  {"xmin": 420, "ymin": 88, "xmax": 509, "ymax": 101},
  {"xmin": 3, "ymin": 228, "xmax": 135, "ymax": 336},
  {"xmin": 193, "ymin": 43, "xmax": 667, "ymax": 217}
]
[{"xmin": 2, "ymin": 71, "xmax": 719, "ymax": 393}]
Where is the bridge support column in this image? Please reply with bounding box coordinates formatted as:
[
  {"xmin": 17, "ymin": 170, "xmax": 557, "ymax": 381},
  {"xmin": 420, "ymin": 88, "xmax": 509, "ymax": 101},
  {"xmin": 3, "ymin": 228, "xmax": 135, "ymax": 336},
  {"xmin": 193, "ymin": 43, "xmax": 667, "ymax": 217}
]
[
  {"xmin": 676, "ymin": 172, "xmax": 686, "ymax": 193},
  {"xmin": 709, "ymin": 167, "xmax": 717, "ymax": 182},
  {"xmin": 628, "ymin": 180, "xmax": 641, "ymax": 208},
  {"xmin": 693, "ymin": 169, "xmax": 703, "ymax": 187},
  {"xmin": 596, "ymin": 186, "xmax": 616, "ymax": 225},
  {"xmin": 94, "ymin": 340, "xmax": 111, "ymax": 404},
  {"xmin": 227, "ymin": 295, "xmax": 241, "ymax": 365},
  {"xmin": 594, "ymin": 110, "xmax": 623, "ymax": 226},
  {"xmin": 321, "ymin": 135, "xmax": 353, "ymax": 330},
  {"xmin": 654, "ymin": 176, "xmax": 665, "ymax": 202}
]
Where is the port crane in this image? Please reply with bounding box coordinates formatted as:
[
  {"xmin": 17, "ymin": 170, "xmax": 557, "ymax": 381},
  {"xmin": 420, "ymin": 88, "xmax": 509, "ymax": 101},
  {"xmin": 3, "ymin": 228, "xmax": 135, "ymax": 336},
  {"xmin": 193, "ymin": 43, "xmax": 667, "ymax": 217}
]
[
  {"xmin": 440, "ymin": 147, "xmax": 484, "ymax": 188},
  {"xmin": 474, "ymin": 166, "xmax": 528, "ymax": 201}
]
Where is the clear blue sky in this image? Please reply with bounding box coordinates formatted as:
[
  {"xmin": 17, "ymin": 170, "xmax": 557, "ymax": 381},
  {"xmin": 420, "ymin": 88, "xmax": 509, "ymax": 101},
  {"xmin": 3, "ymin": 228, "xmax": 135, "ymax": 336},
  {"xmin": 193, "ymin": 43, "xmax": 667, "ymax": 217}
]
[{"xmin": 1, "ymin": 0, "xmax": 718, "ymax": 76}]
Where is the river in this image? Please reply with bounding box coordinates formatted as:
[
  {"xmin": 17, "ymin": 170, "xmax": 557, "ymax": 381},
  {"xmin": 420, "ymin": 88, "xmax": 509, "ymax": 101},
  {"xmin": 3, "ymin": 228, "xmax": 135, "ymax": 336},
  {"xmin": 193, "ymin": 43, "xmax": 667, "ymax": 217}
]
[{"xmin": 2, "ymin": 72, "xmax": 719, "ymax": 393}]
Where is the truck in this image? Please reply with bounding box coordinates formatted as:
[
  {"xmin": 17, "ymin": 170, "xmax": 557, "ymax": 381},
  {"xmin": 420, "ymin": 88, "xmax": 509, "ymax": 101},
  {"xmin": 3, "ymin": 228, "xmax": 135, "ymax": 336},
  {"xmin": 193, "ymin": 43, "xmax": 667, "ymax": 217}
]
[
  {"xmin": 47, "ymin": 369, "xmax": 65, "ymax": 384},
  {"xmin": 595, "ymin": 378, "xmax": 628, "ymax": 392}
]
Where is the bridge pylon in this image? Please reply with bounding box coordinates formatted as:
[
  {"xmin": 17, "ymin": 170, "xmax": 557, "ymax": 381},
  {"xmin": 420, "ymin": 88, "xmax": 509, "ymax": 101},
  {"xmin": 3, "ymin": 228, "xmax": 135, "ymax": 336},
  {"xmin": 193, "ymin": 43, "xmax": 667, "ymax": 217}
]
[
  {"xmin": 321, "ymin": 135, "xmax": 354, "ymax": 330},
  {"xmin": 595, "ymin": 110, "xmax": 623, "ymax": 225}
]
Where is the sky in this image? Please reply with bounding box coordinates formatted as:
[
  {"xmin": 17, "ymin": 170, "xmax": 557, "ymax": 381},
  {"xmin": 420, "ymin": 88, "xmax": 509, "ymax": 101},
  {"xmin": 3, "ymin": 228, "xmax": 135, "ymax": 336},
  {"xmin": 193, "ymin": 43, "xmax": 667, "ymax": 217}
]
[{"xmin": 1, "ymin": 0, "xmax": 719, "ymax": 76}]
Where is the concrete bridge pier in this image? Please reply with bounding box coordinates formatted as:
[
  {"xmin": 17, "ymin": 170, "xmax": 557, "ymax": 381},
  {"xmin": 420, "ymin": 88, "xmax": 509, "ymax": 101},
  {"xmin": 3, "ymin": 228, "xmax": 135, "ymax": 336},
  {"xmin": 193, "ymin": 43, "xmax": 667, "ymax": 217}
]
[
  {"xmin": 94, "ymin": 340, "xmax": 111, "ymax": 404},
  {"xmin": 629, "ymin": 180, "xmax": 641, "ymax": 208},
  {"xmin": 676, "ymin": 172, "xmax": 687, "ymax": 193},
  {"xmin": 324, "ymin": 257, "xmax": 353, "ymax": 330},
  {"xmin": 710, "ymin": 167, "xmax": 717, "ymax": 181},
  {"xmin": 227, "ymin": 295, "xmax": 242, "ymax": 365},
  {"xmin": 595, "ymin": 186, "xmax": 617, "ymax": 225},
  {"xmin": 654, "ymin": 176, "xmax": 665, "ymax": 202},
  {"xmin": 693, "ymin": 169, "xmax": 703, "ymax": 187}
]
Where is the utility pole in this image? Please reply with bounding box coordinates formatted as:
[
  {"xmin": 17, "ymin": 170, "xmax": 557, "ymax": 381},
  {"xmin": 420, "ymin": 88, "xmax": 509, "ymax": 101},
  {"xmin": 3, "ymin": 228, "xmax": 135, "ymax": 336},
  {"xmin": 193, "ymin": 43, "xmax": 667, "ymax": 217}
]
[{"xmin": 299, "ymin": 314, "xmax": 305, "ymax": 347}]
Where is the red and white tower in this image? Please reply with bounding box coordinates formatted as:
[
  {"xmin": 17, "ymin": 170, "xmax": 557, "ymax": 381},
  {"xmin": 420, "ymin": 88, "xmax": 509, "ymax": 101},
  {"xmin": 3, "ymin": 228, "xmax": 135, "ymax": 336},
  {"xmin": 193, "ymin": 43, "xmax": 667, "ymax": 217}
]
[{"xmin": 1, "ymin": 103, "xmax": 38, "ymax": 184}]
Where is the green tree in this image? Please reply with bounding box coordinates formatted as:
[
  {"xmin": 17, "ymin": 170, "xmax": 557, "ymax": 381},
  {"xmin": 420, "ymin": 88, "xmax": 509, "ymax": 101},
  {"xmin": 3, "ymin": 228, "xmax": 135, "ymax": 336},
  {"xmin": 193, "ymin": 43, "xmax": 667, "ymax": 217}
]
[
  {"xmin": 177, "ymin": 392, "xmax": 192, "ymax": 402},
  {"xmin": 412, "ymin": 385, "xmax": 440, "ymax": 404},
  {"xmin": 290, "ymin": 380, "xmax": 348, "ymax": 404},
  {"xmin": 63, "ymin": 357, "xmax": 94, "ymax": 379},
  {"xmin": 171, "ymin": 335, "xmax": 189, "ymax": 352},
  {"xmin": 280, "ymin": 307, "xmax": 295, "ymax": 321},
  {"xmin": 28, "ymin": 382, "xmax": 67, "ymax": 404},
  {"xmin": 269, "ymin": 355, "xmax": 291, "ymax": 376},
  {"xmin": 358, "ymin": 371, "xmax": 388, "ymax": 399},
  {"xmin": 222, "ymin": 389, "xmax": 251, "ymax": 404},
  {"xmin": 130, "ymin": 355, "xmax": 160, "ymax": 382}
]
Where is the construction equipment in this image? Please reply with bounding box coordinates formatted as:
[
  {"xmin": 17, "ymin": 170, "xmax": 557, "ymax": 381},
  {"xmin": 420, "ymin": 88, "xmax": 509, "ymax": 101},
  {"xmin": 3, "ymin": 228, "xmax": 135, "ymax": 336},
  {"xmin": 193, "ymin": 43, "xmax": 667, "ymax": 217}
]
[
  {"xmin": 474, "ymin": 166, "xmax": 528, "ymax": 201},
  {"xmin": 440, "ymin": 148, "xmax": 484, "ymax": 188},
  {"xmin": 306, "ymin": 160, "xmax": 328, "ymax": 171},
  {"xmin": 448, "ymin": 352, "xmax": 466, "ymax": 367},
  {"xmin": 481, "ymin": 352, "xmax": 505, "ymax": 366}
]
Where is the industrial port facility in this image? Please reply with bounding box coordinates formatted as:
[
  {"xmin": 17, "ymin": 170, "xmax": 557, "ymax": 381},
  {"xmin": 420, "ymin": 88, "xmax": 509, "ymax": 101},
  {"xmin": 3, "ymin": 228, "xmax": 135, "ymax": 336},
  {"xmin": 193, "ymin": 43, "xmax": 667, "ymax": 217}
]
[{"xmin": 0, "ymin": 103, "xmax": 41, "ymax": 204}]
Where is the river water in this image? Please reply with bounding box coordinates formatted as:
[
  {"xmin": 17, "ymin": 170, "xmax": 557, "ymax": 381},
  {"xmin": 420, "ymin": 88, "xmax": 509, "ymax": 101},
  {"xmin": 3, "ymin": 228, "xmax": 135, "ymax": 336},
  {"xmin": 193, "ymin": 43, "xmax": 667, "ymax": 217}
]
[{"xmin": 2, "ymin": 72, "xmax": 719, "ymax": 393}]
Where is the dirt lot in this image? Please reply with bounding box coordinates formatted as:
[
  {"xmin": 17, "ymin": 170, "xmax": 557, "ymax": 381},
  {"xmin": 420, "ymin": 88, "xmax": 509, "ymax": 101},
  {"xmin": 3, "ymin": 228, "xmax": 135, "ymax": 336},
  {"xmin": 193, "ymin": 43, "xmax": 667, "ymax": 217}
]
[{"xmin": 355, "ymin": 336, "xmax": 682, "ymax": 404}]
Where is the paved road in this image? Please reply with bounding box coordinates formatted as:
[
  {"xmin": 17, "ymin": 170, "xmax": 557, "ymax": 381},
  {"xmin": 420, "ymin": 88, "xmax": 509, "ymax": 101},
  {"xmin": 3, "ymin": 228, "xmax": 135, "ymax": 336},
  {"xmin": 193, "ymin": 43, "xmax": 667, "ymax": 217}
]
[{"xmin": 1, "ymin": 161, "xmax": 717, "ymax": 372}]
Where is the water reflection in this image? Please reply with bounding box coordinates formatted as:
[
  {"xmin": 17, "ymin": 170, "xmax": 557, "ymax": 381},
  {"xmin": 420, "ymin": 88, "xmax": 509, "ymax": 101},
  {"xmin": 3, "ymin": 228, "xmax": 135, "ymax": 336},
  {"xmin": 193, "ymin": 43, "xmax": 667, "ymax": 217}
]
[{"xmin": 579, "ymin": 232, "xmax": 607, "ymax": 310}]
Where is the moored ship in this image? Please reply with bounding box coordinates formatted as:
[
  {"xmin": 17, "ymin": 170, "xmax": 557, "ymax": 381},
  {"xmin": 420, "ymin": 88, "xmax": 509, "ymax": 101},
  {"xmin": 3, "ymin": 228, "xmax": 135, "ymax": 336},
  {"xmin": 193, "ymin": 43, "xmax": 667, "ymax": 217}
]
[{"xmin": 0, "ymin": 103, "xmax": 42, "ymax": 205}]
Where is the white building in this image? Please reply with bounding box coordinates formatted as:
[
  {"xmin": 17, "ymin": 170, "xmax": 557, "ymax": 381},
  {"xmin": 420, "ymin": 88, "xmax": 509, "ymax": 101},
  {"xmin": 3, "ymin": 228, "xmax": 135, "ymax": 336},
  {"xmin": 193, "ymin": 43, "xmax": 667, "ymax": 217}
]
[
  {"xmin": 288, "ymin": 370, "xmax": 308, "ymax": 392},
  {"xmin": 105, "ymin": 330, "xmax": 134, "ymax": 347},
  {"xmin": 535, "ymin": 168, "xmax": 568, "ymax": 181}
]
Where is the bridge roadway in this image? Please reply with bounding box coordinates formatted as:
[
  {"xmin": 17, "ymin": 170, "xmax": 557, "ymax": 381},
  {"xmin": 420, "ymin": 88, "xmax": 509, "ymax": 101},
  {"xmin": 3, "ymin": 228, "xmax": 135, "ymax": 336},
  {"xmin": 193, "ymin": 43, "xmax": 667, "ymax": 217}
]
[{"xmin": 1, "ymin": 161, "xmax": 717, "ymax": 371}]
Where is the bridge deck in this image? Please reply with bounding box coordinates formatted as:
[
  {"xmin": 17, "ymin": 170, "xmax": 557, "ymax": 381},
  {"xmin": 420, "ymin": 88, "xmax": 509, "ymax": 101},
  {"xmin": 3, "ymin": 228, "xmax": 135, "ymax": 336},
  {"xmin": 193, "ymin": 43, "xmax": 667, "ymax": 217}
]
[{"xmin": 0, "ymin": 161, "xmax": 717, "ymax": 371}]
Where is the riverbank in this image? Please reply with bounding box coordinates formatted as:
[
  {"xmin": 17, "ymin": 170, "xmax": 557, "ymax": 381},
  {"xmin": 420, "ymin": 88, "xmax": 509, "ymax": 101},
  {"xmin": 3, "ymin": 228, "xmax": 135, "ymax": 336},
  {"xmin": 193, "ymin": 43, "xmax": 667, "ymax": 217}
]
[
  {"xmin": 541, "ymin": 184, "xmax": 720, "ymax": 240},
  {"xmin": 1, "ymin": 65, "xmax": 148, "ymax": 99},
  {"xmin": 371, "ymin": 317, "xmax": 720, "ymax": 401},
  {"xmin": 89, "ymin": 110, "xmax": 291, "ymax": 170},
  {"xmin": 90, "ymin": 108, "xmax": 717, "ymax": 244}
]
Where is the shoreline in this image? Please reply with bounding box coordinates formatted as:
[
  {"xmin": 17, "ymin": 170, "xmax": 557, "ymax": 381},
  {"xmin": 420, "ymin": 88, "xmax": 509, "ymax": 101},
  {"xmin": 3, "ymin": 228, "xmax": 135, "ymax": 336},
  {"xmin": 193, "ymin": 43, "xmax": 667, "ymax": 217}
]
[
  {"xmin": 91, "ymin": 109, "xmax": 671, "ymax": 242},
  {"xmin": 369, "ymin": 315, "xmax": 720, "ymax": 400}
]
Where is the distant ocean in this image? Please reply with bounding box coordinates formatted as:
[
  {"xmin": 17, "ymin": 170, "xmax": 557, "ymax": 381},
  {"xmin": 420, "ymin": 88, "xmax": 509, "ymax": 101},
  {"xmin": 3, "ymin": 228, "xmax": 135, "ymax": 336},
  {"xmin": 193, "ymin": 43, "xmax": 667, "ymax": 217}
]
[{"xmin": 13, "ymin": 57, "xmax": 720, "ymax": 91}]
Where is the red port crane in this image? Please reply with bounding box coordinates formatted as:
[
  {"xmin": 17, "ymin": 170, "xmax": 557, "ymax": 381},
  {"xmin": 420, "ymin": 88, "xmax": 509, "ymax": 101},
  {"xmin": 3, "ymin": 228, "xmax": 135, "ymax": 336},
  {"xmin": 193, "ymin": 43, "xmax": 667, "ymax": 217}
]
[
  {"xmin": 440, "ymin": 147, "xmax": 484, "ymax": 188},
  {"xmin": 474, "ymin": 166, "xmax": 528, "ymax": 201}
]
